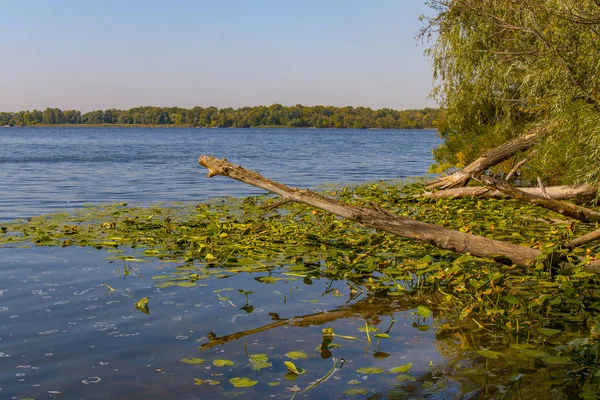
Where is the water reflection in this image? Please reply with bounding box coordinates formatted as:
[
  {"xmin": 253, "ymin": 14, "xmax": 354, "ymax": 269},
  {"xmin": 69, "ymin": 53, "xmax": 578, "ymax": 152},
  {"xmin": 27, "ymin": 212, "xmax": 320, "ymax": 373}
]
[{"xmin": 0, "ymin": 246, "xmax": 445, "ymax": 399}]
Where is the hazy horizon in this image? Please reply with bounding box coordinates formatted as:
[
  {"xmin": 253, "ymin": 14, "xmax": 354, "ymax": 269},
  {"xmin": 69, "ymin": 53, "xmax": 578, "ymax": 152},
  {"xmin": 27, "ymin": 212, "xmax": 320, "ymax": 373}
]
[{"xmin": 1, "ymin": 1, "xmax": 437, "ymax": 113}]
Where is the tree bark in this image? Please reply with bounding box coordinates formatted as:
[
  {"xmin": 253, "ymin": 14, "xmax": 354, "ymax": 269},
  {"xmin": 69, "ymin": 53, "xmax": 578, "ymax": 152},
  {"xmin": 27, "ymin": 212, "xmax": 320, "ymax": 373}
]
[
  {"xmin": 478, "ymin": 175, "xmax": 600, "ymax": 223},
  {"xmin": 417, "ymin": 184, "xmax": 597, "ymax": 200},
  {"xmin": 199, "ymin": 156, "xmax": 541, "ymax": 267},
  {"xmin": 427, "ymin": 130, "xmax": 542, "ymax": 190}
]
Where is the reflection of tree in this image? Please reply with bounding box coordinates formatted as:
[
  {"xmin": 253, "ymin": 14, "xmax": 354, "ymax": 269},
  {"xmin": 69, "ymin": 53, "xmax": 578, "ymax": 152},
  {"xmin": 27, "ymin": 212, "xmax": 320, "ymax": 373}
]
[{"xmin": 199, "ymin": 292, "xmax": 429, "ymax": 351}]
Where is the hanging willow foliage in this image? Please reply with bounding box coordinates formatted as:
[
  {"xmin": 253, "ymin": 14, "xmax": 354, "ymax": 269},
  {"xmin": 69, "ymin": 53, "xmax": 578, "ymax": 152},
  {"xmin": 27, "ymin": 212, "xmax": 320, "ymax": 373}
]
[{"xmin": 421, "ymin": 0, "xmax": 600, "ymax": 184}]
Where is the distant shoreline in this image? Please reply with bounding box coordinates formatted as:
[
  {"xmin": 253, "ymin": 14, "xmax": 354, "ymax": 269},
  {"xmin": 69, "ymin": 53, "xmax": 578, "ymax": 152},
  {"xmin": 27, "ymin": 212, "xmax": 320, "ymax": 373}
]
[
  {"xmin": 1, "ymin": 124, "xmax": 436, "ymax": 129},
  {"xmin": 0, "ymin": 105, "xmax": 438, "ymax": 129}
]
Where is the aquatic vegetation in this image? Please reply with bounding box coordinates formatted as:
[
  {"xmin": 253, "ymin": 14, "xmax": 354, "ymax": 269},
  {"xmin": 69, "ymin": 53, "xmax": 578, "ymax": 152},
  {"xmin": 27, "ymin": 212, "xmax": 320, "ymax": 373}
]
[{"xmin": 2, "ymin": 180, "xmax": 600, "ymax": 397}]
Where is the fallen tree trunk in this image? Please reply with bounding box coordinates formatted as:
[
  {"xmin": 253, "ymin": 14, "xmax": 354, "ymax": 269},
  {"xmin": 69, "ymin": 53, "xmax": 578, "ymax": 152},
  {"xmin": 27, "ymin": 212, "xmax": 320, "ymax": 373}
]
[
  {"xmin": 426, "ymin": 130, "xmax": 542, "ymax": 190},
  {"xmin": 198, "ymin": 156, "xmax": 600, "ymax": 273},
  {"xmin": 199, "ymin": 156, "xmax": 541, "ymax": 267},
  {"xmin": 417, "ymin": 184, "xmax": 597, "ymax": 200},
  {"xmin": 477, "ymin": 176, "xmax": 600, "ymax": 223}
]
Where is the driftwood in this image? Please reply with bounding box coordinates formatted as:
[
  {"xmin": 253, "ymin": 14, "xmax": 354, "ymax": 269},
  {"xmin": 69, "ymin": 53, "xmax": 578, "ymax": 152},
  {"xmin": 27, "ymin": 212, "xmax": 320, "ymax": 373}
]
[
  {"xmin": 417, "ymin": 184, "xmax": 597, "ymax": 200},
  {"xmin": 478, "ymin": 175, "xmax": 600, "ymax": 223},
  {"xmin": 198, "ymin": 156, "xmax": 600, "ymax": 273},
  {"xmin": 427, "ymin": 130, "xmax": 542, "ymax": 190}
]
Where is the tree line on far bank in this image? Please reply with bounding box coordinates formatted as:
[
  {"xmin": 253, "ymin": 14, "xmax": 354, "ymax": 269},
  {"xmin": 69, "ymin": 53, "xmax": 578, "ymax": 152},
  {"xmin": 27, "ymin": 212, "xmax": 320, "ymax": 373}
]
[{"xmin": 0, "ymin": 105, "xmax": 438, "ymax": 129}]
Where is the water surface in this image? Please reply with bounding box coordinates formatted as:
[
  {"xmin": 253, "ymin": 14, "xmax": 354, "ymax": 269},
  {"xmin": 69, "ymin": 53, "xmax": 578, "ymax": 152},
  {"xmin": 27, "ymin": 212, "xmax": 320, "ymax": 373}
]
[{"xmin": 0, "ymin": 127, "xmax": 440, "ymax": 221}]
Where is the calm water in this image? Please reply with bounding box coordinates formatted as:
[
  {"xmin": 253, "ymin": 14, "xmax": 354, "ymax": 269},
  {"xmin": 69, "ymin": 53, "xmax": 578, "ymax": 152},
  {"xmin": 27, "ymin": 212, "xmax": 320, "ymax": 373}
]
[
  {"xmin": 0, "ymin": 128, "xmax": 457, "ymax": 399},
  {"xmin": 0, "ymin": 127, "xmax": 440, "ymax": 221}
]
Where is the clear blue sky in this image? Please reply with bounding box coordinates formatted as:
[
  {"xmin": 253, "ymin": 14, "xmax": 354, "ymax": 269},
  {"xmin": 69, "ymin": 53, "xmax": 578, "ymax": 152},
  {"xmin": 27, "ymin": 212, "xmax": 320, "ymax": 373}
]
[{"xmin": 0, "ymin": 0, "xmax": 437, "ymax": 112}]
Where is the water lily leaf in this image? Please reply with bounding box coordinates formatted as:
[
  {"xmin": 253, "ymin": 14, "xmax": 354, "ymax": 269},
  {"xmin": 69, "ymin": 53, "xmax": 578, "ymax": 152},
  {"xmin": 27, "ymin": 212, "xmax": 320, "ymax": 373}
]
[
  {"xmin": 135, "ymin": 297, "xmax": 149, "ymax": 314},
  {"xmin": 284, "ymin": 361, "xmax": 306, "ymax": 375},
  {"xmin": 268, "ymin": 382, "xmax": 280, "ymax": 387},
  {"xmin": 213, "ymin": 359, "xmax": 234, "ymax": 367},
  {"xmin": 395, "ymin": 374, "xmax": 417, "ymax": 382},
  {"xmin": 358, "ymin": 326, "xmax": 379, "ymax": 333},
  {"xmin": 542, "ymin": 356, "xmax": 572, "ymax": 364},
  {"xmin": 416, "ymin": 305, "xmax": 431, "ymax": 318},
  {"xmin": 510, "ymin": 343, "xmax": 535, "ymax": 351},
  {"xmin": 249, "ymin": 353, "xmax": 268, "ymax": 363},
  {"xmin": 538, "ymin": 327, "xmax": 561, "ymax": 337},
  {"xmin": 388, "ymin": 363, "xmax": 413, "ymax": 374},
  {"xmin": 476, "ymin": 350, "xmax": 505, "ymax": 359},
  {"xmin": 344, "ymin": 388, "xmax": 369, "ymax": 395},
  {"xmin": 373, "ymin": 351, "xmax": 391, "ymax": 359},
  {"xmin": 285, "ymin": 351, "xmax": 308, "ymax": 360},
  {"xmin": 356, "ymin": 367, "xmax": 384, "ymax": 374},
  {"xmin": 176, "ymin": 282, "xmax": 196, "ymax": 287},
  {"xmin": 194, "ymin": 378, "xmax": 219, "ymax": 385},
  {"xmin": 229, "ymin": 377, "xmax": 257, "ymax": 388},
  {"xmin": 181, "ymin": 358, "xmax": 205, "ymax": 365},
  {"xmin": 520, "ymin": 349, "xmax": 551, "ymax": 358}
]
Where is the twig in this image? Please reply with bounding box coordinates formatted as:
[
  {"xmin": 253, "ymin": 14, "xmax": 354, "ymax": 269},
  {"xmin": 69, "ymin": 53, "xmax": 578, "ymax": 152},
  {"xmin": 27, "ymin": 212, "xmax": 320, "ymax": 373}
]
[
  {"xmin": 506, "ymin": 150, "xmax": 537, "ymax": 182},
  {"xmin": 537, "ymin": 177, "xmax": 551, "ymax": 199}
]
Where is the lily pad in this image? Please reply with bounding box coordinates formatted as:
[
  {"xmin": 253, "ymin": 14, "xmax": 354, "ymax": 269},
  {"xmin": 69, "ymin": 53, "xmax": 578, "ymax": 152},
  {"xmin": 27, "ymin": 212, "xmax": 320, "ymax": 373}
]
[
  {"xmin": 229, "ymin": 377, "xmax": 258, "ymax": 388},
  {"xmin": 356, "ymin": 367, "xmax": 384, "ymax": 374},
  {"xmin": 285, "ymin": 351, "xmax": 308, "ymax": 360},
  {"xmin": 181, "ymin": 358, "xmax": 205, "ymax": 365},
  {"xmin": 388, "ymin": 363, "xmax": 413, "ymax": 374},
  {"xmin": 213, "ymin": 359, "xmax": 234, "ymax": 367}
]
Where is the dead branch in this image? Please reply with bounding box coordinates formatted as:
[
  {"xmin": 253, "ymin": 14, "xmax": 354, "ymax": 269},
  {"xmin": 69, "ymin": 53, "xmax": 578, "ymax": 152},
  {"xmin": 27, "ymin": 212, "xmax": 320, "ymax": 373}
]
[
  {"xmin": 417, "ymin": 184, "xmax": 597, "ymax": 200},
  {"xmin": 199, "ymin": 156, "xmax": 541, "ymax": 267},
  {"xmin": 506, "ymin": 150, "xmax": 537, "ymax": 182},
  {"xmin": 537, "ymin": 177, "xmax": 551, "ymax": 199},
  {"xmin": 567, "ymin": 228, "xmax": 600, "ymax": 248},
  {"xmin": 427, "ymin": 130, "xmax": 542, "ymax": 190},
  {"xmin": 477, "ymin": 175, "xmax": 600, "ymax": 223}
]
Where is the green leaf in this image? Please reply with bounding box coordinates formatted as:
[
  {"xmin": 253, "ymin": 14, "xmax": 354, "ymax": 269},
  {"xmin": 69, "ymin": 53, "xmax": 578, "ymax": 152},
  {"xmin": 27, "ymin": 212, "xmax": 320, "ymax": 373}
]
[
  {"xmin": 416, "ymin": 305, "xmax": 431, "ymax": 318},
  {"xmin": 181, "ymin": 358, "xmax": 205, "ymax": 365},
  {"xmin": 344, "ymin": 388, "xmax": 369, "ymax": 395},
  {"xmin": 194, "ymin": 378, "xmax": 220, "ymax": 385},
  {"xmin": 213, "ymin": 359, "xmax": 234, "ymax": 367},
  {"xmin": 284, "ymin": 361, "xmax": 306, "ymax": 375},
  {"xmin": 388, "ymin": 363, "xmax": 413, "ymax": 374},
  {"xmin": 356, "ymin": 367, "xmax": 384, "ymax": 374},
  {"xmin": 135, "ymin": 296, "xmax": 150, "ymax": 314},
  {"xmin": 476, "ymin": 350, "xmax": 505, "ymax": 360},
  {"xmin": 538, "ymin": 327, "xmax": 561, "ymax": 337},
  {"xmin": 374, "ymin": 333, "xmax": 391, "ymax": 339},
  {"xmin": 285, "ymin": 351, "xmax": 308, "ymax": 360},
  {"xmin": 229, "ymin": 377, "xmax": 258, "ymax": 388}
]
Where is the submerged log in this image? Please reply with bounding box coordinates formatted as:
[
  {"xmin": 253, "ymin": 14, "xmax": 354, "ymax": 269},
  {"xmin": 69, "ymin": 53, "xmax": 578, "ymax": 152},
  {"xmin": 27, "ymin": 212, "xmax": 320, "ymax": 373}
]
[
  {"xmin": 426, "ymin": 130, "xmax": 542, "ymax": 190},
  {"xmin": 417, "ymin": 184, "xmax": 597, "ymax": 200},
  {"xmin": 199, "ymin": 156, "xmax": 541, "ymax": 267}
]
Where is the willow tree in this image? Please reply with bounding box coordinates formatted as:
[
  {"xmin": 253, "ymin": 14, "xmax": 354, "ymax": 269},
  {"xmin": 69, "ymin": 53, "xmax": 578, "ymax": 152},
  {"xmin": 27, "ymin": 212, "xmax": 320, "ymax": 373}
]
[{"xmin": 422, "ymin": 0, "xmax": 600, "ymax": 186}]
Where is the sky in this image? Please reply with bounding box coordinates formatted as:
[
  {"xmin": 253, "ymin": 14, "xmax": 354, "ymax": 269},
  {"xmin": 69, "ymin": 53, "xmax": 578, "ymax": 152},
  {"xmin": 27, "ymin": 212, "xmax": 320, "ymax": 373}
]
[{"xmin": 0, "ymin": 1, "xmax": 437, "ymax": 112}]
